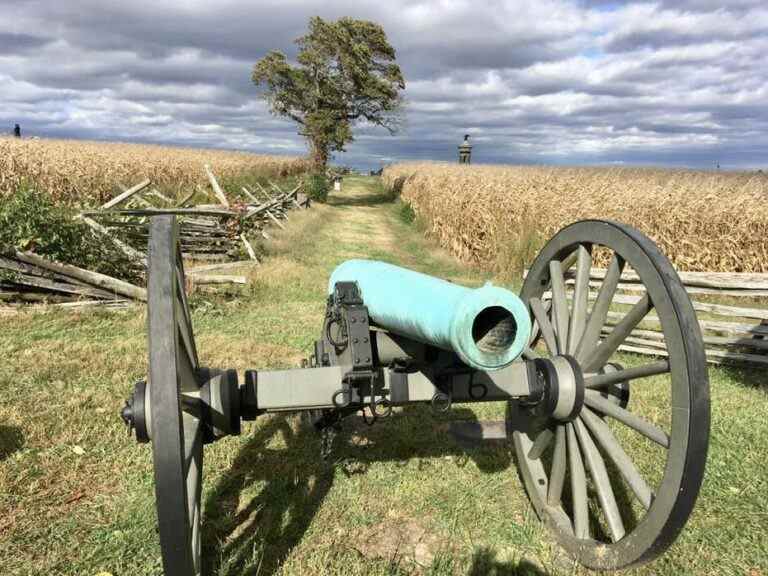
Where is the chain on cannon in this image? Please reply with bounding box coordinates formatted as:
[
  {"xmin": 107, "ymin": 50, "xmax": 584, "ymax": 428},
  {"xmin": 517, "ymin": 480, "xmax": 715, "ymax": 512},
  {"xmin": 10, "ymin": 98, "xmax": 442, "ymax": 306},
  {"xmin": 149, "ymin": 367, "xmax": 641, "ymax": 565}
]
[{"xmin": 120, "ymin": 215, "xmax": 710, "ymax": 574}]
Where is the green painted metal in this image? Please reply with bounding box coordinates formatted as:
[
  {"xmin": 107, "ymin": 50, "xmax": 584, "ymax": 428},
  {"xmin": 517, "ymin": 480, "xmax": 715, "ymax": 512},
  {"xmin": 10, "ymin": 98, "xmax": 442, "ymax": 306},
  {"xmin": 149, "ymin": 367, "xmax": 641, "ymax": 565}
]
[{"xmin": 328, "ymin": 259, "xmax": 531, "ymax": 370}]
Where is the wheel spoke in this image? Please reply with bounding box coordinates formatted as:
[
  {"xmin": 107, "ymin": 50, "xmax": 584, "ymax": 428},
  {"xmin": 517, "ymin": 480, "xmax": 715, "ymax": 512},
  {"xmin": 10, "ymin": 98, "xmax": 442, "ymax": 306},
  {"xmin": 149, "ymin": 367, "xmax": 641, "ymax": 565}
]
[
  {"xmin": 560, "ymin": 249, "xmax": 579, "ymax": 273},
  {"xmin": 584, "ymin": 390, "xmax": 670, "ymax": 448},
  {"xmin": 575, "ymin": 253, "xmax": 625, "ymax": 364},
  {"xmin": 175, "ymin": 261, "xmax": 198, "ymax": 364},
  {"xmin": 574, "ymin": 417, "xmax": 626, "ymax": 542},
  {"xmin": 528, "ymin": 427, "xmax": 554, "ymax": 459},
  {"xmin": 183, "ymin": 412, "xmax": 202, "ymax": 479},
  {"xmin": 568, "ymin": 246, "xmax": 591, "ymax": 355},
  {"xmin": 581, "ymin": 407, "xmax": 654, "ymax": 510},
  {"xmin": 549, "ymin": 260, "xmax": 570, "ymax": 355},
  {"xmin": 530, "ymin": 297, "xmax": 558, "ymax": 356},
  {"xmin": 175, "ymin": 296, "xmax": 198, "ymax": 377},
  {"xmin": 180, "ymin": 391, "xmax": 203, "ymax": 421},
  {"xmin": 547, "ymin": 426, "xmax": 567, "ymax": 506},
  {"xmin": 184, "ymin": 412, "xmax": 202, "ymax": 572},
  {"xmin": 566, "ymin": 422, "xmax": 590, "ymax": 539},
  {"xmin": 191, "ymin": 498, "xmax": 201, "ymax": 573},
  {"xmin": 177, "ymin": 333, "xmax": 199, "ymax": 395},
  {"xmin": 176, "ymin": 260, "xmax": 190, "ymax": 323},
  {"xmin": 585, "ymin": 360, "xmax": 670, "ymax": 390},
  {"xmin": 583, "ymin": 294, "xmax": 653, "ymax": 372},
  {"xmin": 528, "ymin": 299, "xmax": 552, "ymax": 348}
]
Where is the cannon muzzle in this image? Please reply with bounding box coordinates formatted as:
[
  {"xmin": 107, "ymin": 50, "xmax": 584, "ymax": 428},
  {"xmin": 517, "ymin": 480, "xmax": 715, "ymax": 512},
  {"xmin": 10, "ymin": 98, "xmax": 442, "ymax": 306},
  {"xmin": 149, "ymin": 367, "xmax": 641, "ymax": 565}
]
[{"xmin": 328, "ymin": 260, "xmax": 531, "ymax": 370}]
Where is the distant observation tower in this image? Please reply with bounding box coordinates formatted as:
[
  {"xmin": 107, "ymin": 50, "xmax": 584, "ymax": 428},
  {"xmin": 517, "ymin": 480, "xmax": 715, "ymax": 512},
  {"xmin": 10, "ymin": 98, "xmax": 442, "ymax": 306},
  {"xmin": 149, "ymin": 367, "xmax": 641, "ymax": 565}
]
[{"xmin": 458, "ymin": 134, "xmax": 472, "ymax": 164}]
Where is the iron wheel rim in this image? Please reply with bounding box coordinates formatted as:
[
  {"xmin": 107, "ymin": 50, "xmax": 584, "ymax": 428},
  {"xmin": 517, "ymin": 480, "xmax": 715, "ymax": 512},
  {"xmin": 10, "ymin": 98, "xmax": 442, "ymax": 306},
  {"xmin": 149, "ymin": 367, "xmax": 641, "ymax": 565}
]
[{"xmin": 148, "ymin": 215, "xmax": 203, "ymax": 576}]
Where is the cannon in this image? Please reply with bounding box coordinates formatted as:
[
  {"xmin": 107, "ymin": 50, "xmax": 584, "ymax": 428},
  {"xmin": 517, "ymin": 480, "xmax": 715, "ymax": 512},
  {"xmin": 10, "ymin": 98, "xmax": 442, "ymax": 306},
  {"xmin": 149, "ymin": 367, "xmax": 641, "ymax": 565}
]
[{"xmin": 121, "ymin": 216, "xmax": 710, "ymax": 574}]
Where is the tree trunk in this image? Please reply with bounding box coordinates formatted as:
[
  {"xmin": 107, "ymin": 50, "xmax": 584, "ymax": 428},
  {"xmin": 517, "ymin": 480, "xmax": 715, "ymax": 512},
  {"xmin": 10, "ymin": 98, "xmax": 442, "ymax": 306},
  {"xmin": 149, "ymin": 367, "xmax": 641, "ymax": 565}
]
[{"xmin": 309, "ymin": 138, "xmax": 329, "ymax": 171}]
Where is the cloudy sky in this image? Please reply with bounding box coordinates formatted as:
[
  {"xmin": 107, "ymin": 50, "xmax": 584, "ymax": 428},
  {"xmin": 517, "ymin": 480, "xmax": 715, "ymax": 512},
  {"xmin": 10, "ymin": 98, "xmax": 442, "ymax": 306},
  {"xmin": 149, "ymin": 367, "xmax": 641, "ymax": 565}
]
[{"xmin": 1, "ymin": 1, "xmax": 767, "ymax": 170}]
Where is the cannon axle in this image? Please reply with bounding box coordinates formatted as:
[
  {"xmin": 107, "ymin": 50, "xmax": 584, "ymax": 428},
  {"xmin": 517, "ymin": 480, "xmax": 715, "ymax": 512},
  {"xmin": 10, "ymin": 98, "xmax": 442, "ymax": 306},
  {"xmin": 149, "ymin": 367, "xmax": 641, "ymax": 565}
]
[{"xmin": 123, "ymin": 347, "xmax": 551, "ymax": 444}]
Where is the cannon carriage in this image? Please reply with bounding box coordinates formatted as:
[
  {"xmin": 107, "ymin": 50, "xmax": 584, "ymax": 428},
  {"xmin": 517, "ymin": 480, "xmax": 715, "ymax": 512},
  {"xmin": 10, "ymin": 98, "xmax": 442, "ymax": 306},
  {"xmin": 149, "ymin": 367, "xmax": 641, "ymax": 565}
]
[{"xmin": 121, "ymin": 215, "xmax": 709, "ymax": 574}]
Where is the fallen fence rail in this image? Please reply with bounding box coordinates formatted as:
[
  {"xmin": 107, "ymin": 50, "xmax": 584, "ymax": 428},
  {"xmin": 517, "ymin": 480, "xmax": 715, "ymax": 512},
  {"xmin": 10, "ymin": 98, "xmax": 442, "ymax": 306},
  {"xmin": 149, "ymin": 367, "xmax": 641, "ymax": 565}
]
[{"xmin": 0, "ymin": 250, "xmax": 144, "ymax": 313}]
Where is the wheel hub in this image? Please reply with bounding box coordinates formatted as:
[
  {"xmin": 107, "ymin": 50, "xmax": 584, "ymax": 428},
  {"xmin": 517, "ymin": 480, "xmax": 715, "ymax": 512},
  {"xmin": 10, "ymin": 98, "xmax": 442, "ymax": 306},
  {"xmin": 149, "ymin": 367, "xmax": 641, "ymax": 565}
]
[
  {"xmin": 121, "ymin": 369, "xmax": 242, "ymax": 446},
  {"xmin": 534, "ymin": 355, "xmax": 585, "ymax": 422},
  {"xmin": 121, "ymin": 379, "xmax": 150, "ymax": 443}
]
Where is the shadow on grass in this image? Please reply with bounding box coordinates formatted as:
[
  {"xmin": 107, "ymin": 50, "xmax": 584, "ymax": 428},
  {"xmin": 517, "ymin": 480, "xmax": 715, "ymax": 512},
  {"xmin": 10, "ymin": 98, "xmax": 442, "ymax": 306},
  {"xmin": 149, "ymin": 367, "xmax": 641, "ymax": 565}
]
[
  {"xmin": 202, "ymin": 416, "xmax": 334, "ymax": 576},
  {"xmin": 333, "ymin": 406, "xmax": 512, "ymax": 475},
  {"xmin": 716, "ymin": 364, "xmax": 767, "ymax": 390},
  {"xmin": 202, "ymin": 407, "xmax": 516, "ymax": 575},
  {"xmin": 468, "ymin": 546, "xmax": 549, "ymax": 575},
  {"xmin": 0, "ymin": 425, "xmax": 23, "ymax": 461}
]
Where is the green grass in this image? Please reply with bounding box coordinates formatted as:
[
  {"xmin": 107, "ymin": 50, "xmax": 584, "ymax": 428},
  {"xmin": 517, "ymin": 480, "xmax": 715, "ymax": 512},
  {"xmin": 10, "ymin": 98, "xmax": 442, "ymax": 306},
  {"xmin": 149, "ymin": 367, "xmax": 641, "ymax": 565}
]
[{"xmin": 1, "ymin": 176, "xmax": 767, "ymax": 575}]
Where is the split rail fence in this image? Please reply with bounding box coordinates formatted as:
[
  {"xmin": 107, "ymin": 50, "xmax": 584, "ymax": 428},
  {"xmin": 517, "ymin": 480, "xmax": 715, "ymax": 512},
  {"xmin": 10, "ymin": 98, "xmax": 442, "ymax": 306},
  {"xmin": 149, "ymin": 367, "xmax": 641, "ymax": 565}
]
[
  {"xmin": 0, "ymin": 166, "xmax": 310, "ymax": 314},
  {"xmin": 532, "ymin": 267, "xmax": 768, "ymax": 367}
]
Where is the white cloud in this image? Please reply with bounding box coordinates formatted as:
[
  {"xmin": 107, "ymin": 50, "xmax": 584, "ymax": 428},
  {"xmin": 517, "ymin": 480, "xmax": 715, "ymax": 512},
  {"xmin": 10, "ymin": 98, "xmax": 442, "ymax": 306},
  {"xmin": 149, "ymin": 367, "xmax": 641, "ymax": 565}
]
[{"xmin": 0, "ymin": 0, "xmax": 766, "ymax": 168}]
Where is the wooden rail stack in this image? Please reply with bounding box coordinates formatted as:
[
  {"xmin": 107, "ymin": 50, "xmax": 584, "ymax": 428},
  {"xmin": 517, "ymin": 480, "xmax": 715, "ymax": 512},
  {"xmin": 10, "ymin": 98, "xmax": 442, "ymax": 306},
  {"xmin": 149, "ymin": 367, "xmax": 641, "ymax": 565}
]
[
  {"xmin": 532, "ymin": 267, "xmax": 768, "ymax": 367},
  {"xmin": 0, "ymin": 166, "xmax": 311, "ymax": 313},
  {"xmin": 82, "ymin": 167, "xmax": 308, "ymax": 262}
]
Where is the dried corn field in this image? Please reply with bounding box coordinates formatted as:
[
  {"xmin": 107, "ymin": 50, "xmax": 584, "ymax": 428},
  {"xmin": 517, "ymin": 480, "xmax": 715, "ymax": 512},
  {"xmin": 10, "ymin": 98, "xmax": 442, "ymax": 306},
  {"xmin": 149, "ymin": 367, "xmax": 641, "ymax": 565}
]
[
  {"xmin": 383, "ymin": 162, "xmax": 768, "ymax": 273},
  {"xmin": 0, "ymin": 136, "xmax": 310, "ymax": 205}
]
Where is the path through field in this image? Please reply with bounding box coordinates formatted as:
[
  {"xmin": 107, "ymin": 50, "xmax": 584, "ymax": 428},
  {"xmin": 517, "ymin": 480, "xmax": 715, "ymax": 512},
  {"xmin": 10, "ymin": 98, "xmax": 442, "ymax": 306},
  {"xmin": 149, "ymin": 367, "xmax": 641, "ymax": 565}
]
[{"xmin": 0, "ymin": 176, "xmax": 766, "ymax": 575}]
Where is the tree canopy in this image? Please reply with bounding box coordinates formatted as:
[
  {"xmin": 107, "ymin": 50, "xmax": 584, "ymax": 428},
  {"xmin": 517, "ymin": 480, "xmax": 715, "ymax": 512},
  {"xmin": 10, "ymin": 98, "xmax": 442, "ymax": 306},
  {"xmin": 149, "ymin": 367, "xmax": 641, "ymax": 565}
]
[{"xmin": 252, "ymin": 17, "xmax": 406, "ymax": 169}]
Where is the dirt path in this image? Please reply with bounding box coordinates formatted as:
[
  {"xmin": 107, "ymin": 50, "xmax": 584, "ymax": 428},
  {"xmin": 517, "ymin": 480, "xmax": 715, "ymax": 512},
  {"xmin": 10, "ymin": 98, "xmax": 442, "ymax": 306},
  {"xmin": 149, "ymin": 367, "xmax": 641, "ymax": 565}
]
[
  {"xmin": 327, "ymin": 177, "xmax": 399, "ymax": 253},
  {"xmin": 300, "ymin": 175, "xmax": 477, "ymax": 281}
]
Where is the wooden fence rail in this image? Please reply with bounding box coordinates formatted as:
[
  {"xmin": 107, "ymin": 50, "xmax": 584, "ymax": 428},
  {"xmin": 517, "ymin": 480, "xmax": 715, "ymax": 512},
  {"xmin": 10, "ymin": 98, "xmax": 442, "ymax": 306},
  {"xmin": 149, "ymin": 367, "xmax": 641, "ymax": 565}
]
[
  {"xmin": 0, "ymin": 166, "xmax": 311, "ymax": 314},
  {"xmin": 529, "ymin": 267, "xmax": 768, "ymax": 367}
]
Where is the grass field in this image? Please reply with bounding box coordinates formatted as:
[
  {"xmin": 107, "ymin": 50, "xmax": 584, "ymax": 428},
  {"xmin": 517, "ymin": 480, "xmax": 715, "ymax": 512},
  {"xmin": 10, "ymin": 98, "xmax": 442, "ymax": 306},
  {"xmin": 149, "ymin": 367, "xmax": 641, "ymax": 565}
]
[{"xmin": 1, "ymin": 177, "xmax": 767, "ymax": 575}]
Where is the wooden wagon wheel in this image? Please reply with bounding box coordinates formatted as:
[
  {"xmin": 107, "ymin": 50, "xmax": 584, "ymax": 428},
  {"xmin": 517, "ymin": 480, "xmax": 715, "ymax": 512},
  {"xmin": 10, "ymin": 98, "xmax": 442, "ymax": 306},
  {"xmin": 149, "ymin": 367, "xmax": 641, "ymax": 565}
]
[
  {"xmin": 511, "ymin": 220, "xmax": 710, "ymax": 570},
  {"xmin": 146, "ymin": 215, "xmax": 204, "ymax": 575},
  {"xmin": 119, "ymin": 216, "xmax": 242, "ymax": 575}
]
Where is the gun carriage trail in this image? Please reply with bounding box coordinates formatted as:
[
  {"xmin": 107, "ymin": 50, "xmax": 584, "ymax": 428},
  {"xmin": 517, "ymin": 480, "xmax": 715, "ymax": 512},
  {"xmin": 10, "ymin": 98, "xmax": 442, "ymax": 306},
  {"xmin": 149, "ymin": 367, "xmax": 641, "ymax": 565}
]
[{"xmin": 1, "ymin": 176, "xmax": 766, "ymax": 576}]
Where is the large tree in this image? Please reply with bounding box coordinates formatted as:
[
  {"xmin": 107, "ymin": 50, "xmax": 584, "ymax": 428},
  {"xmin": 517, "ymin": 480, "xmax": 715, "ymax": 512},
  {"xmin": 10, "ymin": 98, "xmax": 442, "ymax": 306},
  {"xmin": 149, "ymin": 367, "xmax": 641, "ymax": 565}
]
[{"xmin": 252, "ymin": 16, "xmax": 406, "ymax": 170}]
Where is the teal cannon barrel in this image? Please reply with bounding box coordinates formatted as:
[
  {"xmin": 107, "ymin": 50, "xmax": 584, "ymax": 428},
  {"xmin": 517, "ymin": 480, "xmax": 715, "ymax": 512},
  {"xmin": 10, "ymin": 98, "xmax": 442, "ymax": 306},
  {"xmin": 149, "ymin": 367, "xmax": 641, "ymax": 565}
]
[{"xmin": 328, "ymin": 260, "xmax": 531, "ymax": 371}]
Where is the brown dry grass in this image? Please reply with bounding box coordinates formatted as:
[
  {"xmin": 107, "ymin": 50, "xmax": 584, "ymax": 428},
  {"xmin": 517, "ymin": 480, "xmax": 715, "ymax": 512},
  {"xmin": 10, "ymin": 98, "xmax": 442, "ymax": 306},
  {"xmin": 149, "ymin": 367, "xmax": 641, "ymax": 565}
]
[
  {"xmin": 382, "ymin": 162, "xmax": 768, "ymax": 273},
  {"xmin": 0, "ymin": 136, "xmax": 310, "ymax": 205}
]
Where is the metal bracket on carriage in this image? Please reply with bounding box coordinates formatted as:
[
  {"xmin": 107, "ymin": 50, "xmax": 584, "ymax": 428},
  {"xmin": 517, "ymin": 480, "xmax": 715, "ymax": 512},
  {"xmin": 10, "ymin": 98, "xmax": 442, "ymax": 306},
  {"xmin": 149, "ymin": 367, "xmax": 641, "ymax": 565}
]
[{"xmin": 325, "ymin": 281, "xmax": 394, "ymax": 425}]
